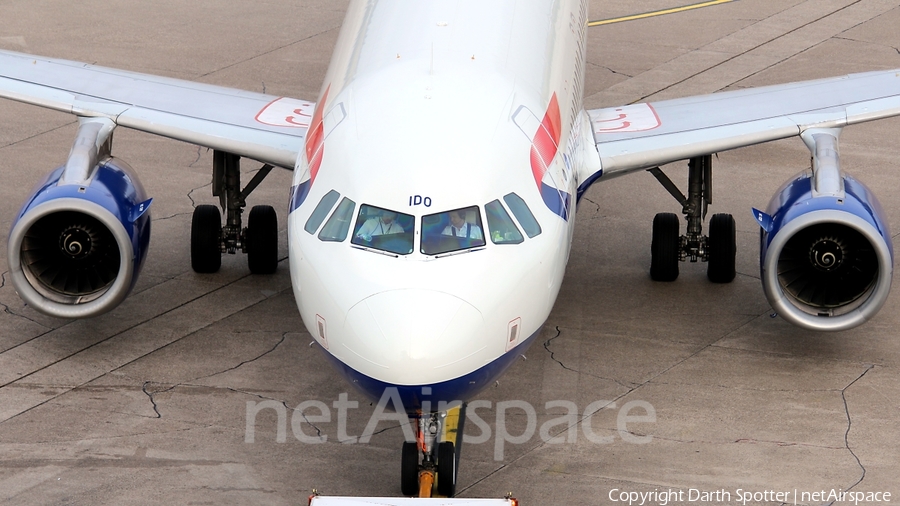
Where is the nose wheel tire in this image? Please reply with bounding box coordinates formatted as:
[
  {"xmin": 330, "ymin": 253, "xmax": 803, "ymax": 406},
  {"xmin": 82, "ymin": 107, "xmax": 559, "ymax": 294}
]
[
  {"xmin": 436, "ymin": 441, "xmax": 456, "ymax": 497},
  {"xmin": 651, "ymin": 212, "xmax": 680, "ymax": 281},
  {"xmin": 707, "ymin": 213, "xmax": 736, "ymax": 283},
  {"xmin": 247, "ymin": 205, "xmax": 278, "ymax": 274},
  {"xmin": 400, "ymin": 441, "xmax": 419, "ymax": 497},
  {"xmin": 191, "ymin": 205, "xmax": 222, "ymax": 273}
]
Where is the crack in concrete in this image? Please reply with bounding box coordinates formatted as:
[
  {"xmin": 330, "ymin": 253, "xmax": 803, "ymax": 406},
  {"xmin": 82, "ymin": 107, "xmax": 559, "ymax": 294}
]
[
  {"xmin": 194, "ymin": 332, "xmax": 289, "ymax": 382},
  {"xmin": 830, "ymin": 364, "xmax": 874, "ymax": 502},
  {"xmin": 832, "ymin": 35, "xmax": 900, "ymax": 57},
  {"xmin": 0, "ymin": 272, "xmax": 24, "ymax": 322},
  {"xmin": 0, "ymin": 271, "xmax": 53, "ymax": 339},
  {"xmin": 732, "ymin": 437, "xmax": 841, "ymax": 449},
  {"xmin": 543, "ymin": 326, "xmax": 639, "ymax": 390},
  {"xmin": 579, "ymin": 196, "xmax": 602, "ymax": 215},
  {"xmin": 142, "ymin": 381, "xmax": 163, "ymax": 419},
  {"xmin": 588, "ymin": 61, "xmax": 633, "ymax": 78},
  {"xmin": 226, "ymin": 387, "xmax": 325, "ymax": 441},
  {"xmin": 645, "ymin": 433, "xmax": 846, "ymax": 450},
  {"xmin": 151, "ymin": 212, "xmax": 192, "ymax": 222},
  {"xmin": 139, "ymin": 332, "xmax": 292, "ymax": 418},
  {"xmin": 152, "ymin": 180, "xmax": 212, "ymax": 221},
  {"xmin": 357, "ymin": 423, "xmax": 404, "ymax": 439},
  {"xmin": 188, "ymin": 145, "xmax": 206, "ymax": 168},
  {"xmin": 187, "ymin": 181, "xmax": 212, "ymax": 209}
]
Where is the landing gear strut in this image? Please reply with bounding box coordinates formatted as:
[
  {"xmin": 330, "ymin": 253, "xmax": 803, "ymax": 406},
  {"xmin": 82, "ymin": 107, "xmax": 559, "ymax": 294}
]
[
  {"xmin": 190, "ymin": 150, "xmax": 278, "ymax": 274},
  {"xmin": 648, "ymin": 155, "xmax": 736, "ymax": 283},
  {"xmin": 401, "ymin": 408, "xmax": 462, "ymax": 498}
]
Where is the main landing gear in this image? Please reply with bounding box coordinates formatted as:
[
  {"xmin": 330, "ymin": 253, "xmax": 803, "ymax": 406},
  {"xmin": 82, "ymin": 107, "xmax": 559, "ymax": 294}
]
[
  {"xmin": 401, "ymin": 407, "xmax": 463, "ymax": 498},
  {"xmin": 648, "ymin": 155, "xmax": 736, "ymax": 283},
  {"xmin": 191, "ymin": 150, "xmax": 279, "ymax": 274}
]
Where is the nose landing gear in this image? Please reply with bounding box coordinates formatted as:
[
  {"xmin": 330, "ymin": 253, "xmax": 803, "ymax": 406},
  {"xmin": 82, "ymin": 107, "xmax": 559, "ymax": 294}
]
[{"xmin": 401, "ymin": 407, "xmax": 462, "ymax": 498}]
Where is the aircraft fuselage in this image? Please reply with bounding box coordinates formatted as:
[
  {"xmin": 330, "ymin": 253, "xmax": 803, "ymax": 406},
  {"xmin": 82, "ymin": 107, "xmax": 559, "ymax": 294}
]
[{"xmin": 288, "ymin": 0, "xmax": 591, "ymax": 413}]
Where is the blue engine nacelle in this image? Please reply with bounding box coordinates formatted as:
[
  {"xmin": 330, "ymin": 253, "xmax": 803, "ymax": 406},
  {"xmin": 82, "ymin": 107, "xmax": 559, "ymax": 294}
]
[
  {"xmin": 7, "ymin": 158, "xmax": 152, "ymax": 319},
  {"xmin": 757, "ymin": 171, "xmax": 893, "ymax": 331}
]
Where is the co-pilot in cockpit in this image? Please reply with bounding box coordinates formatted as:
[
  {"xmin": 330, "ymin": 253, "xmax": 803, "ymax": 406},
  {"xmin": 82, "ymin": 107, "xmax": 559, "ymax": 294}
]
[{"xmin": 421, "ymin": 206, "xmax": 486, "ymax": 255}]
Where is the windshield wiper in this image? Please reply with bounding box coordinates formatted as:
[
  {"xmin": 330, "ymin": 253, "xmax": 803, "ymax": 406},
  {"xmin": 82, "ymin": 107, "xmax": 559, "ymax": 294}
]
[
  {"xmin": 434, "ymin": 246, "xmax": 486, "ymax": 258},
  {"xmin": 351, "ymin": 245, "xmax": 400, "ymax": 258}
]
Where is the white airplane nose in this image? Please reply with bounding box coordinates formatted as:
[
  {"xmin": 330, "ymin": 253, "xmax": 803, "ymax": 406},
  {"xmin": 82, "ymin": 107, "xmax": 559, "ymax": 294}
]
[{"xmin": 343, "ymin": 289, "xmax": 487, "ymax": 385}]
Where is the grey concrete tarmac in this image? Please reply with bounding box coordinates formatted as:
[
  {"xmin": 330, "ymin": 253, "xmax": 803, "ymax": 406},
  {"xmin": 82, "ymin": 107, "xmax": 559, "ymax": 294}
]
[{"xmin": 1, "ymin": 1, "xmax": 899, "ymax": 504}]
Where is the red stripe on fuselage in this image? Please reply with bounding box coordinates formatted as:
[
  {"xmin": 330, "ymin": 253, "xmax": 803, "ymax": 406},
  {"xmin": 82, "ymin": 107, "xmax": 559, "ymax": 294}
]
[
  {"xmin": 305, "ymin": 85, "xmax": 330, "ymax": 184},
  {"xmin": 530, "ymin": 93, "xmax": 561, "ymax": 189}
]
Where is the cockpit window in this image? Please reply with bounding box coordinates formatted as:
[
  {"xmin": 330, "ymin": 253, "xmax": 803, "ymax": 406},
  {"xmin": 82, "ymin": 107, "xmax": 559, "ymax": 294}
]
[
  {"xmin": 351, "ymin": 204, "xmax": 414, "ymax": 255},
  {"xmin": 318, "ymin": 197, "xmax": 356, "ymax": 242},
  {"xmin": 503, "ymin": 193, "xmax": 542, "ymax": 238},
  {"xmin": 421, "ymin": 206, "xmax": 486, "ymax": 255},
  {"xmin": 485, "ymin": 200, "xmax": 524, "ymax": 244},
  {"xmin": 305, "ymin": 190, "xmax": 340, "ymax": 234}
]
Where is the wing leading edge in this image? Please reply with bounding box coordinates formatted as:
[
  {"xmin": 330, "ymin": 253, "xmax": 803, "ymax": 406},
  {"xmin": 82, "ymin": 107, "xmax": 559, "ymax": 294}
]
[
  {"xmin": 0, "ymin": 49, "xmax": 315, "ymax": 169},
  {"xmin": 581, "ymin": 69, "xmax": 900, "ymax": 188}
]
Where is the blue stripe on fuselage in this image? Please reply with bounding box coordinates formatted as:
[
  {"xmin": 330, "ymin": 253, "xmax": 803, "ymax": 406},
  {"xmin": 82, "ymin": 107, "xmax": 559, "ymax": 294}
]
[
  {"xmin": 541, "ymin": 182, "xmax": 571, "ymax": 221},
  {"xmin": 315, "ymin": 327, "xmax": 542, "ymax": 414},
  {"xmin": 289, "ymin": 180, "xmax": 312, "ymax": 213}
]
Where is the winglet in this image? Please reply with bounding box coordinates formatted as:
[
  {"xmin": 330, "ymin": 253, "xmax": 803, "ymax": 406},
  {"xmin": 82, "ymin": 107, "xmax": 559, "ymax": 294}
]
[
  {"xmin": 752, "ymin": 208, "xmax": 773, "ymax": 232},
  {"xmin": 130, "ymin": 198, "xmax": 153, "ymax": 222}
]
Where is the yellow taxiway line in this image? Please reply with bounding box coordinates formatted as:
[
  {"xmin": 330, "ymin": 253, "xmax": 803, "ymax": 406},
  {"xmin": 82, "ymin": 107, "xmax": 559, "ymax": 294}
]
[
  {"xmin": 441, "ymin": 404, "xmax": 461, "ymax": 444},
  {"xmin": 588, "ymin": 0, "xmax": 736, "ymax": 26}
]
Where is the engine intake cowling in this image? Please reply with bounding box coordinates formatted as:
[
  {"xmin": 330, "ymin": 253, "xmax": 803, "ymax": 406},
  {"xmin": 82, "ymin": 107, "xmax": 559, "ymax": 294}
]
[
  {"xmin": 758, "ymin": 172, "xmax": 892, "ymax": 331},
  {"xmin": 8, "ymin": 158, "xmax": 151, "ymax": 319}
]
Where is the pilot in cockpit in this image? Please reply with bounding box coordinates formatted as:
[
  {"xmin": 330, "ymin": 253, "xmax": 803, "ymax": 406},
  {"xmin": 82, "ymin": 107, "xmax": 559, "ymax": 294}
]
[
  {"xmin": 442, "ymin": 210, "xmax": 483, "ymax": 240},
  {"xmin": 355, "ymin": 210, "xmax": 405, "ymax": 242}
]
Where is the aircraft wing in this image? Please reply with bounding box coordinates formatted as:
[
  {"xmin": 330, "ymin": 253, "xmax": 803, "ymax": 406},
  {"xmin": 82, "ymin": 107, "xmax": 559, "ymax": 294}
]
[
  {"xmin": 583, "ymin": 68, "xmax": 900, "ymax": 184},
  {"xmin": 0, "ymin": 49, "xmax": 314, "ymax": 169}
]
